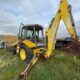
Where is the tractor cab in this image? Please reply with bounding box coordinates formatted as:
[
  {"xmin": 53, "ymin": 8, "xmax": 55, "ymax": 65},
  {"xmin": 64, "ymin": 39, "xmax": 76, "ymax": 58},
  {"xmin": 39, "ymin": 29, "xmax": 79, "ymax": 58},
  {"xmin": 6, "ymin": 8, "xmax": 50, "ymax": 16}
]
[{"xmin": 18, "ymin": 23, "xmax": 44, "ymax": 47}]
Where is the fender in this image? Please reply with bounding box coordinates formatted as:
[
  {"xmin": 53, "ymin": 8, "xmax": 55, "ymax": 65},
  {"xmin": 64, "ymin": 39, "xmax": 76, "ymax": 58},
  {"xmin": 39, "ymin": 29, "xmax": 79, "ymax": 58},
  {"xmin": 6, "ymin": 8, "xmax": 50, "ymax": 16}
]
[{"xmin": 22, "ymin": 40, "xmax": 37, "ymax": 48}]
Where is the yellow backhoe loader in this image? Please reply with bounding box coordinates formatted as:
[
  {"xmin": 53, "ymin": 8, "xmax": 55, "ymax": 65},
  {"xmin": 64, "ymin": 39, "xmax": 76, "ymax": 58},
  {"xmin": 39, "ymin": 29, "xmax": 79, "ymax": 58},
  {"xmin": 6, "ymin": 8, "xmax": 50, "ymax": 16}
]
[{"xmin": 11, "ymin": 0, "xmax": 80, "ymax": 78}]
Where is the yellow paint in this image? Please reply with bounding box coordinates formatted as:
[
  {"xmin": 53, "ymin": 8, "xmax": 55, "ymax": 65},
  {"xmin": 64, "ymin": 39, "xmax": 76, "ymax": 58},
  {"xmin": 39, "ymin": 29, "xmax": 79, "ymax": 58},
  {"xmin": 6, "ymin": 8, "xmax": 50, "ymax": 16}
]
[
  {"xmin": 33, "ymin": 48, "xmax": 46, "ymax": 55},
  {"xmin": 18, "ymin": 0, "xmax": 80, "ymax": 76},
  {"xmin": 45, "ymin": 0, "xmax": 77, "ymax": 58},
  {"xmin": 22, "ymin": 40, "xmax": 37, "ymax": 48},
  {"xmin": 20, "ymin": 49, "xmax": 26, "ymax": 61},
  {"xmin": 16, "ymin": 45, "xmax": 20, "ymax": 53},
  {"xmin": 79, "ymin": 39, "xmax": 80, "ymax": 43},
  {"xmin": 59, "ymin": 0, "xmax": 76, "ymax": 39},
  {"xmin": 32, "ymin": 56, "xmax": 39, "ymax": 65},
  {"xmin": 18, "ymin": 0, "xmax": 79, "ymax": 59}
]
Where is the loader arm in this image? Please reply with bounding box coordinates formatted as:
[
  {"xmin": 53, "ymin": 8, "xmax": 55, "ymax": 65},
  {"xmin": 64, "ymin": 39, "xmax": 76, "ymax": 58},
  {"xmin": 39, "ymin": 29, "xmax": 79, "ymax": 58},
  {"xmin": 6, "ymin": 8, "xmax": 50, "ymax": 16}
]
[{"xmin": 45, "ymin": 0, "xmax": 77, "ymax": 58}]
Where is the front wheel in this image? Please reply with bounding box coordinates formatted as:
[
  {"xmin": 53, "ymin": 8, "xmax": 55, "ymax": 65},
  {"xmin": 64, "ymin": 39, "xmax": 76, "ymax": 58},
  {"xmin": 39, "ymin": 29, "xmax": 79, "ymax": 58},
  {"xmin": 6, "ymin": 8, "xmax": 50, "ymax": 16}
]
[{"xmin": 19, "ymin": 45, "xmax": 33, "ymax": 63}]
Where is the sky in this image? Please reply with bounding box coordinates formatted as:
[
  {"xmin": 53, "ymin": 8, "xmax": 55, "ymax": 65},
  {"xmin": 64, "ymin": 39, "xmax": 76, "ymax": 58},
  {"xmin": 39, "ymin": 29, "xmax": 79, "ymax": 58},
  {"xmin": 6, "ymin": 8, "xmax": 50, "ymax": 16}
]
[{"xmin": 0, "ymin": 0, "xmax": 80, "ymax": 38}]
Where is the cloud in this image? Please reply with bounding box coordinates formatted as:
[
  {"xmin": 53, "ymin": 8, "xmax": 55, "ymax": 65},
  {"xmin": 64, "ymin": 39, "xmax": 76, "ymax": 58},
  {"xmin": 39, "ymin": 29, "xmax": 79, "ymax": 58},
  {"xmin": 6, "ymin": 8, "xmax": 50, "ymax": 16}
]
[{"xmin": 0, "ymin": 0, "xmax": 80, "ymax": 38}]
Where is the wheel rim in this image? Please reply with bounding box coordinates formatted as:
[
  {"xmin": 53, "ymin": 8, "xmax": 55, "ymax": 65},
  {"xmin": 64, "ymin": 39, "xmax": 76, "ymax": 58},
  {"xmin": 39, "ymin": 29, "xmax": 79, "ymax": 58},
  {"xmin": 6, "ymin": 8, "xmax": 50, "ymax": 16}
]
[{"xmin": 20, "ymin": 49, "xmax": 26, "ymax": 61}]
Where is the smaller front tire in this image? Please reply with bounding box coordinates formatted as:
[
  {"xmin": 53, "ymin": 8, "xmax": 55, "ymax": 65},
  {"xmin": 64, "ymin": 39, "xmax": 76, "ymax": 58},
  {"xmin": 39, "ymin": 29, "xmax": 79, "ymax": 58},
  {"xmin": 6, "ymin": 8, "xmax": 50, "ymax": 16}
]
[
  {"xmin": 19, "ymin": 48, "xmax": 26, "ymax": 61},
  {"xmin": 19, "ymin": 45, "xmax": 33, "ymax": 63}
]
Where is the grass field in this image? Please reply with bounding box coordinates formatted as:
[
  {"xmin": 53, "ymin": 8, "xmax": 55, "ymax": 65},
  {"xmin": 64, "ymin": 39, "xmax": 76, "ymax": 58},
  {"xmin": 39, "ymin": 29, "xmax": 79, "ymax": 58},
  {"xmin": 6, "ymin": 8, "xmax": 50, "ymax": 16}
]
[{"xmin": 0, "ymin": 49, "xmax": 80, "ymax": 80}]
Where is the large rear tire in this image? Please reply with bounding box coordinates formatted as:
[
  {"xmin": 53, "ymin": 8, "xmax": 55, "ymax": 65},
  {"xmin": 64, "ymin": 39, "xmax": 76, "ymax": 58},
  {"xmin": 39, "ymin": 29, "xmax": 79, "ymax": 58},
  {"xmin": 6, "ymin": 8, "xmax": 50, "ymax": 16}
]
[{"xmin": 19, "ymin": 45, "xmax": 33, "ymax": 63}]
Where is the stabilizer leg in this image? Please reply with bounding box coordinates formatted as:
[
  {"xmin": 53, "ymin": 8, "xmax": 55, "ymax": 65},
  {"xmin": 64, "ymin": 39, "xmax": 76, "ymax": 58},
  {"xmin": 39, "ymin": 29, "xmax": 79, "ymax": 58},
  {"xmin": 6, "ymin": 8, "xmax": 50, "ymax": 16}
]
[{"xmin": 19, "ymin": 54, "xmax": 40, "ymax": 79}]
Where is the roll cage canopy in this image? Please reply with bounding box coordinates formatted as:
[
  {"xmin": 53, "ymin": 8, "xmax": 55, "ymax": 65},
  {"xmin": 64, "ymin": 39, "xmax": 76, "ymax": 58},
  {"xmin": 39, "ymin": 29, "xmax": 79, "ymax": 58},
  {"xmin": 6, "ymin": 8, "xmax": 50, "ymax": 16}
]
[{"xmin": 22, "ymin": 24, "xmax": 43, "ymax": 30}]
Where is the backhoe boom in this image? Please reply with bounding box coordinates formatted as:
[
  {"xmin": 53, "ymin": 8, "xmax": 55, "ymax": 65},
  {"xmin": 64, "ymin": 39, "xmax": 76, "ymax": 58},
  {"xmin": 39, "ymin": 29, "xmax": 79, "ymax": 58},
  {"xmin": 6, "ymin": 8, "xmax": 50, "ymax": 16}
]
[{"xmin": 44, "ymin": 0, "xmax": 77, "ymax": 58}]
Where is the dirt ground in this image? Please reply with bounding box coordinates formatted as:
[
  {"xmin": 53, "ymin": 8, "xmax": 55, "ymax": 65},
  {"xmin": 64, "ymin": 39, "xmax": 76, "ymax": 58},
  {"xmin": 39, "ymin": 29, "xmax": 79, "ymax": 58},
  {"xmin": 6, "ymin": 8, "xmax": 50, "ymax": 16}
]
[{"xmin": 62, "ymin": 41, "xmax": 80, "ymax": 56}]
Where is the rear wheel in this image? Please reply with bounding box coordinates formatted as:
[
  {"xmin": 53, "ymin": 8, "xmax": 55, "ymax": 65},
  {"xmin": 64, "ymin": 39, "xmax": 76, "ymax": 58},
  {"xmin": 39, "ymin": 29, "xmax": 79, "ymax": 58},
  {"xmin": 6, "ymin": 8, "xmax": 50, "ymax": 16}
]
[{"xmin": 19, "ymin": 45, "xmax": 33, "ymax": 63}]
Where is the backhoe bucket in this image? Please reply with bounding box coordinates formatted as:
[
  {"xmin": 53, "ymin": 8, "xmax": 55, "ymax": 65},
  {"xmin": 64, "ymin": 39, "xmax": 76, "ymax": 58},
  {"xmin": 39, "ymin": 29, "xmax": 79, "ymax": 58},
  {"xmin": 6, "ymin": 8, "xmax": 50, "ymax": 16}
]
[{"xmin": 62, "ymin": 40, "xmax": 80, "ymax": 56}]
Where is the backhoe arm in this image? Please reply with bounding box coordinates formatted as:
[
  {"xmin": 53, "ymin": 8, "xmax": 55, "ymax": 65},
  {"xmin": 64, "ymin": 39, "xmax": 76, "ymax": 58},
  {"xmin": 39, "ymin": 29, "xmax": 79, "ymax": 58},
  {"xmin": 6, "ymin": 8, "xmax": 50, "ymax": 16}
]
[
  {"xmin": 45, "ymin": 0, "xmax": 78, "ymax": 58},
  {"xmin": 60, "ymin": 0, "xmax": 77, "ymax": 39},
  {"xmin": 45, "ymin": 12, "xmax": 61, "ymax": 58}
]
